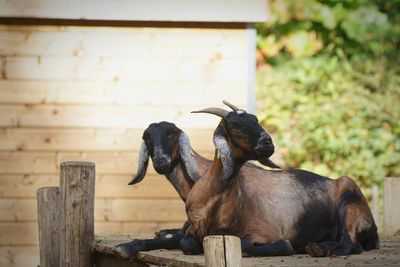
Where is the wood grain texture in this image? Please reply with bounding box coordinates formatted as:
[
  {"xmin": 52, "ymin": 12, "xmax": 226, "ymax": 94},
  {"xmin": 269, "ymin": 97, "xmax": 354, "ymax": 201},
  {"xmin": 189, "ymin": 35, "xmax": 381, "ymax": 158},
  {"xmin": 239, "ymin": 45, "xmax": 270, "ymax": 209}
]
[
  {"xmin": 224, "ymin": 236, "xmax": 242, "ymax": 267},
  {"xmin": 0, "ymin": 246, "xmax": 40, "ymax": 267},
  {"xmin": 0, "ymin": 222, "xmax": 184, "ymax": 245},
  {"xmin": 384, "ymin": 177, "xmax": 400, "ymax": 235},
  {"xmin": 0, "ymin": 27, "xmax": 247, "ymax": 58},
  {"xmin": 3, "ymin": 56, "xmax": 247, "ymax": 82},
  {"xmin": 0, "ymin": 0, "xmax": 268, "ymax": 22},
  {"xmin": 203, "ymin": 236, "xmax": 226, "ymax": 267},
  {"xmin": 93, "ymin": 234, "xmax": 400, "ymax": 267},
  {"xmin": 0, "ymin": 104, "xmax": 223, "ymax": 129},
  {"xmin": 0, "ymin": 80, "xmax": 246, "ymax": 106},
  {"xmin": 203, "ymin": 235, "xmax": 241, "ymax": 267},
  {"xmin": 0, "ymin": 151, "xmax": 214, "ymax": 174},
  {"xmin": 95, "ymin": 254, "xmax": 148, "ymax": 267},
  {"xmin": 0, "ymin": 198, "xmax": 186, "ymax": 222},
  {"xmin": 36, "ymin": 187, "xmax": 60, "ymax": 267},
  {"xmin": 0, "ymin": 128, "xmax": 215, "ymax": 152},
  {"xmin": 59, "ymin": 161, "xmax": 95, "ymax": 267},
  {"xmin": 0, "ymin": 174, "xmax": 182, "ymax": 198}
]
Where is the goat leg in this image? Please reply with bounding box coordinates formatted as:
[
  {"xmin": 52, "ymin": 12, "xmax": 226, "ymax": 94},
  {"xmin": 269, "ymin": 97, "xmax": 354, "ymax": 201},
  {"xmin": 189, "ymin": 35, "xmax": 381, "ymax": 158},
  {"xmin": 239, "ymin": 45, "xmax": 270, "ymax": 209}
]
[
  {"xmin": 112, "ymin": 233, "xmax": 184, "ymax": 258},
  {"xmin": 155, "ymin": 228, "xmax": 184, "ymax": 239},
  {"xmin": 305, "ymin": 241, "xmax": 362, "ymax": 257},
  {"xmin": 155, "ymin": 221, "xmax": 190, "ymax": 239},
  {"xmin": 179, "ymin": 233, "xmax": 203, "ymax": 255},
  {"xmin": 241, "ymin": 238, "xmax": 295, "ymax": 256}
]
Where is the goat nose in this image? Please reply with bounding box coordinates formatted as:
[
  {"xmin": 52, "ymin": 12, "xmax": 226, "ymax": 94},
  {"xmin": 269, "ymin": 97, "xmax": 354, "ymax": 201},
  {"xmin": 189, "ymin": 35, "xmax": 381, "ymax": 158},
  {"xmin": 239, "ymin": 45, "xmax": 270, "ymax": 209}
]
[
  {"xmin": 154, "ymin": 157, "xmax": 167, "ymax": 166},
  {"xmin": 259, "ymin": 135, "xmax": 272, "ymax": 146}
]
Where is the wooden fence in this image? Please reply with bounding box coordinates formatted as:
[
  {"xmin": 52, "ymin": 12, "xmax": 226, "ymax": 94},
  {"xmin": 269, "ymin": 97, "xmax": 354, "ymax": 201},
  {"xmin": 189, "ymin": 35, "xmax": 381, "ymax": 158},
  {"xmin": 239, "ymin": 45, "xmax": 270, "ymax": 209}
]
[{"xmin": 36, "ymin": 161, "xmax": 400, "ymax": 267}]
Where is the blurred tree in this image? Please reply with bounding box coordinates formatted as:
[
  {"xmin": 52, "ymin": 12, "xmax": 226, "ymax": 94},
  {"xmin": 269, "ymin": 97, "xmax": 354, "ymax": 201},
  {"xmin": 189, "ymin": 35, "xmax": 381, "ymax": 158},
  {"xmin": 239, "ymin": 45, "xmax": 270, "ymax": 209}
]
[{"xmin": 256, "ymin": 0, "xmax": 400, "ymax": 195}]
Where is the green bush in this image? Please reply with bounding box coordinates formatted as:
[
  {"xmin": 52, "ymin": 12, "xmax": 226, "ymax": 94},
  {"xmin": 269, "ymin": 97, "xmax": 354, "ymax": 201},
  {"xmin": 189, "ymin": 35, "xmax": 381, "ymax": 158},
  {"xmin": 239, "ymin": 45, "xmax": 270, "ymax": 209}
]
[{"xmin": 256, "ymin": 0, "xmax": 400, "ymax": 195}]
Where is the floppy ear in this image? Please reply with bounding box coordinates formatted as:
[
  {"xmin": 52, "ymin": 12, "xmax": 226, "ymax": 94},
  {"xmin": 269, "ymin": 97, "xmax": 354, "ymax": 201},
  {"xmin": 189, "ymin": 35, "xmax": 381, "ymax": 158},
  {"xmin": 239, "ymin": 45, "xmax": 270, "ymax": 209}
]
[
  {"xmin": 178, "ymin": 132, "xmax": 200, "ymax": 182},
  {"xmin": 258, "ymin": 158, "xmax": 281, "ymax": 169},
  {"xmin": 128, "ymin": 141, "xmax": 149, "ymax": 185},
  {"xmin": 213, "ymin": 126, "xmax": 234, "ymax": 180}
]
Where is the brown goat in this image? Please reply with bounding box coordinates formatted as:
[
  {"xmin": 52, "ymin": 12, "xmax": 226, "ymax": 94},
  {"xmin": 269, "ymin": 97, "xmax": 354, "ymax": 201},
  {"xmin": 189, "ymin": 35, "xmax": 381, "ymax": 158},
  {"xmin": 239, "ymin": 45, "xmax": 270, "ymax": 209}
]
[{"xmin": 181, "ymin": 103, "xmax": 378, "ymax": 257}]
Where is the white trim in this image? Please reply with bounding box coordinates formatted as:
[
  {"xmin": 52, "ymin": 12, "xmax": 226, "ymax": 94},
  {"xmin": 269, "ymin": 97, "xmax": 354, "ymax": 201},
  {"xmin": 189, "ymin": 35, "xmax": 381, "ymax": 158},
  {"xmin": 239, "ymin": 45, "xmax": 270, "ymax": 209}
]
[
  {"xmin": 0, "ymin": 0, "xmax": 269, "ymax": 23},
  {"xmin": 246, "ymin": 23, "xmax": 256, "ymax": 113}
]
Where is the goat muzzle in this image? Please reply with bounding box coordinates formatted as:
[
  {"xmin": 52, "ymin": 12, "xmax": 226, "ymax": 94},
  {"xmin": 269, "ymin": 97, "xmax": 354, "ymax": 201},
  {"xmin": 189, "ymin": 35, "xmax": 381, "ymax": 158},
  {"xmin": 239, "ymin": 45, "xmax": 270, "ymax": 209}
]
[
  {"xmin": 255, "ymin": 134, "xmax": 275, "ymax": 158},
  {"xmin": 152, "ymin": 156, "xmax": 171, "ymax": 174}
]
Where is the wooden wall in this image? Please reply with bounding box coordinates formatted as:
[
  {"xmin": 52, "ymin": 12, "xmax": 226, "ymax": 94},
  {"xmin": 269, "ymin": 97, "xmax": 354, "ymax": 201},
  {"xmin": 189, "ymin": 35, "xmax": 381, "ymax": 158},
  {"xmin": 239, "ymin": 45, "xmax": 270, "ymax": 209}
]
[{"xmin": 0, "ymin": 23, "xmax": 250, "ymax": 266}]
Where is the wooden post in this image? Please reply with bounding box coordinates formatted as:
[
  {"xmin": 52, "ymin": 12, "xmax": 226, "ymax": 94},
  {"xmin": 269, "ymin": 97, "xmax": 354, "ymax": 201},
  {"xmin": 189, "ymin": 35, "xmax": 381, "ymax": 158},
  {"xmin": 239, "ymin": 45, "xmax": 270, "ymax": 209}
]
[
  {"xmin": 60, "ymin": 161, "xmax": 95, "ymax": 267},
  {"xmin": 384, "ymin": 177, "xmax": 400, "ymax": 236},
  {"xmin": 37, "ymin": 187, "xmax": 61, "ymax": 267},
  {"xmin": 203, "ymin": 235, "xmax": 242, "ymax": 267}
]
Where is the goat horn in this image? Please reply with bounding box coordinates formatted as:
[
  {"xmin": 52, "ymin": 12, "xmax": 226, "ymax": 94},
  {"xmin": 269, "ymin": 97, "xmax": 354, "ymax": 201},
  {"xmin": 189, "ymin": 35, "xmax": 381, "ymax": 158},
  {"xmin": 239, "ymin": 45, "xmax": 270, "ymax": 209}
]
[
  {"xmin": 222, "ymin": 100, "xmax": 239, "ymax": 111},
  {"xmin": 191, "ymin": 108, "xmax": 229, "ymax": 118}
]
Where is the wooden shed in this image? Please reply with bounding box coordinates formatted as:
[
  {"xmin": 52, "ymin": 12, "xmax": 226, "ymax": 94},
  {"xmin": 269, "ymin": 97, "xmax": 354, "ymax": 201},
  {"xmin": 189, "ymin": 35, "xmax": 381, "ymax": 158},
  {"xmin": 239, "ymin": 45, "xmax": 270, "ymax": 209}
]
[{"xmin": 0, "ymin": 1, "xmax": 268, "ymax": 266}]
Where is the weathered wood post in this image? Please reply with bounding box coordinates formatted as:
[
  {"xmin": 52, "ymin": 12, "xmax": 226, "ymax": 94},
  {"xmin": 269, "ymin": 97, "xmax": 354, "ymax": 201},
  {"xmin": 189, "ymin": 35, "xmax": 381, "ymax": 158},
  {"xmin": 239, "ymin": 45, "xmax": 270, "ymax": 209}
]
[
  {"xmin": 383, "ymin": 177, "xmax": 400, "ymax": 236},
  {"xmin": 37, "ymin": 187, "xmax": 61, "ymax": 267},
  {"xmin": 203, "ymin": 235, "xmax": 242, "ymax": 267},
  {"xmin": 60, "ymin": 161, "xmax": 95, "ymax": 267}
]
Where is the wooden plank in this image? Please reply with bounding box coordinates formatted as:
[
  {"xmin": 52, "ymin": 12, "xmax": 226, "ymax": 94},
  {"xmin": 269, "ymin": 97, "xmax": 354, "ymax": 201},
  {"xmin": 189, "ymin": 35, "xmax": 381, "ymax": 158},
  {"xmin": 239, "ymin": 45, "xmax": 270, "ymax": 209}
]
[
  {"xmin": 0, "ymin": 28, "xmax": 247, "ymax": 58},
  {"xmin": 36, "ymin": 187, "xmax": 60, "ymax": 267},
  {"xmin": 0, "ymin": 0, "xmax": 268, "ymax": 22},
  {"xmin": 95, "ymin": 222, "xmax": 184, "ymax": 235},
  {"xmin": 0, "ymin": 104, "xmax": 224, "ymax": 129},
  {"xmin": 0, "ymin": 80, "xmax": 247, "ymax": 106},
  {"xmin": 95, "ymin": 254, "xmax": 148, "ymax": 267},
  {"xmin": 0, "ymin": 222, "xmax": 39, "ymax": 245},
  {"xmin": 384, "ymin": 177, "xmax": 400, "ymax": 235},
  {"xmin": 0, "ymin": 198, "xmax": 185, "ymax": 222},
  {"xmin": 0, "ymin": 198, "xmax": 38, "ymax": 221},
  {"xmin": 3, "ymin": 56, "xmax": 247, "ymax": 82},
  {"xmin": 0, "ymin": 151, "xmax": 214, "ymax": 174},
  {"xmin": 94, "ymin": 199, "xmax": 186, "ymax": 222},
  {"xmin": 0, "ymin": 246, "xmax": 39, "ymax": 267},
  {"xmin": 0, "ymin": 151, "xmax": 57, "ymax": 174},
  {"xmin": 92, "ymin": 234, "xmax": 400, "ymax": 267},
  {"xmin": 0, "ymin": 174, "xmax": 182, "ymax": 198},
  {"xmin": 0, "ymin": 128, "xmax": 215, "ymax": 152},
  {"xmin": 57, "ymin": 151, "xmax": 215, "ymax": 175},
  {"xmin": 59, "ymin": 161, "xmax": 95, "ymax": 267},
  {"xmin": 0, "ymin": 222, "xmax": 184, "ymax": 245}
]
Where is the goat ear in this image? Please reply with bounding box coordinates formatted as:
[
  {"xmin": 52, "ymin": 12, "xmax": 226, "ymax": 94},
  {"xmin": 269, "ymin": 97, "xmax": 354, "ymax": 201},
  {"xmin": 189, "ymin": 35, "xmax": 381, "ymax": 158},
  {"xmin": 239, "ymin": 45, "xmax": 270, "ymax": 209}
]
[
  {"xmin": 213, "ymin": 126, "xmax": 234, "ymax": 180},
  {"xmin": 178, "ymin": 132, "xmax": 200, "ymax": 182},
  {"xmin": 128, "ymin": 141, "xmax": 149, "ymax": 185},
  {"xmin": 258, "ymin": 158, "xmax": 281, "ymax": 169}
]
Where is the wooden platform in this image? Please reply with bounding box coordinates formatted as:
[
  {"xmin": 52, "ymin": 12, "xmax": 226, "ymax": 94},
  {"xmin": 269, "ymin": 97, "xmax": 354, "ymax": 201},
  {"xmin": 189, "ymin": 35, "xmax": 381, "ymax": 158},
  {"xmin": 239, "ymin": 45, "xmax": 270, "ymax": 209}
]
[{"xmin": 92, "ymin": 234, "xmax": 400, "ymax": 267}]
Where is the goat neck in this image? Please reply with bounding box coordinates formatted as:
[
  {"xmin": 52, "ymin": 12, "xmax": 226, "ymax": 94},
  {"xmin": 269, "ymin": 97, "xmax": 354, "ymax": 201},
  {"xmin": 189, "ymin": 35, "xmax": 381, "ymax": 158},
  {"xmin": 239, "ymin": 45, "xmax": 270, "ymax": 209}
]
[{"xmin": 166, "ymin": 151, "xmax": 210, "ymax": 201}]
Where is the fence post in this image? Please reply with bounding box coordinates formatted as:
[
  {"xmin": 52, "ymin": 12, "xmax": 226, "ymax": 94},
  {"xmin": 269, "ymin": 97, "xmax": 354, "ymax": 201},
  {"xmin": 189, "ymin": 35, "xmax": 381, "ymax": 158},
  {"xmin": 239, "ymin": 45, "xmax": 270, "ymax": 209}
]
[
  {"xmin": 59, "ymin": 161, "xmax": 95, "ymax": 267},
  {"xmin": 37, "ymin": 187, "xmax": 61, "ymax": 267},
  {"xmin": 203, "ymin": 235, "xmax": 242, "ymax": 267},
  {"xmin": 383, "ymin": 177, "xmax": 400, "ymax": 236}
]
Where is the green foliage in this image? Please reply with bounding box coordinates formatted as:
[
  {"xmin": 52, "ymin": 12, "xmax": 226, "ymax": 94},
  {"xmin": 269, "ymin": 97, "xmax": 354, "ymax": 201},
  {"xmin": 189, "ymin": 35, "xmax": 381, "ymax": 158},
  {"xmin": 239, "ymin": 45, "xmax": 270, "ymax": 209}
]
[{"xmin": 256, "ymin": 0, "xmax": 400, "ymax": 192}]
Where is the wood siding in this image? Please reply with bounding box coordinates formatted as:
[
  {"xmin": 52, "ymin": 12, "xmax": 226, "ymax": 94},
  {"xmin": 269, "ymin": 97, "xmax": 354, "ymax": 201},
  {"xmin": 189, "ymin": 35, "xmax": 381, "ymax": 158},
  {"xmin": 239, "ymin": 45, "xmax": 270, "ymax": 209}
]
[{"xmin": 0, "ymin": 23, "xmax": 250, "ymax": 266}]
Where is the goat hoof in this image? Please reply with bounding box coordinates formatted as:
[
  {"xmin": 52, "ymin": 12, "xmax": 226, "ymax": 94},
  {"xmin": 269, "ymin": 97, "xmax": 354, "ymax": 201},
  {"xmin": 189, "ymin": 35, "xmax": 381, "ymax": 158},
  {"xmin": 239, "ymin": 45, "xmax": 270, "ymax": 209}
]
[
  {"xmin": 112, "ymin": 245, "xmax": 131, "ymax": 258},
  {"xmin": 112, "ymin": 240, "xmax": 145, "ymax": 258},
  {"xmin": 305, "ymin": 243, "xmax": 324, "ymax": 257}
]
